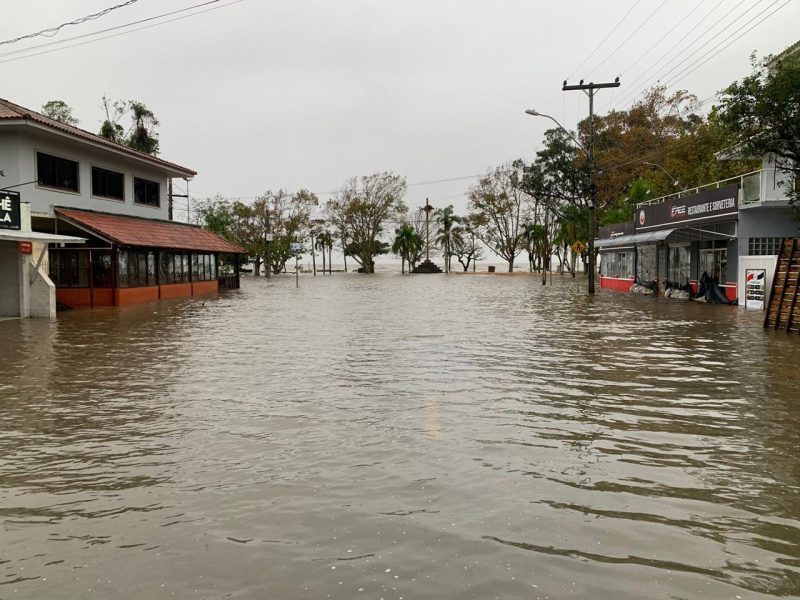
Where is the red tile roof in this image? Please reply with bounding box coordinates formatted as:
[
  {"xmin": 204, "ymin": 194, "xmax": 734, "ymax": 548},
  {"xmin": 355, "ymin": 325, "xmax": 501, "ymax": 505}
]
[
  {"xmin": 56, "ymin": 208, "xmax": 245, "ymax": 254},
  {"xmin": 0, "ymin": 98, "xmax": 196, "ymax": 177}
]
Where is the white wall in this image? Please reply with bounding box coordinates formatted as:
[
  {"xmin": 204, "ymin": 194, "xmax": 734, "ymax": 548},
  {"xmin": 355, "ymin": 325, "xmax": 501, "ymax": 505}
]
[
  {"xmin": 1, "ymin": 127, "xmax": 174, "ymax": 220},
  {"xmin": 761, "ymin": 154, "xmax": 796, "ymax": 202}
]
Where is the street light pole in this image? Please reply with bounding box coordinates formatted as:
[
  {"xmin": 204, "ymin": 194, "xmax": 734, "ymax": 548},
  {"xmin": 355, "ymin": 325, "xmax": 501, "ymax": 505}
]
[{"xmin": 643, "ymin": 161, "xmax": 681, "ymax": 187}]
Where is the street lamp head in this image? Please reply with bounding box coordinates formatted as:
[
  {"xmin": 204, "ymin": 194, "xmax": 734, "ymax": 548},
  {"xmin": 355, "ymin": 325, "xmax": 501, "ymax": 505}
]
[{"xmin": 524, "ymin": 109, "xmax": 540, "ymax": 116}]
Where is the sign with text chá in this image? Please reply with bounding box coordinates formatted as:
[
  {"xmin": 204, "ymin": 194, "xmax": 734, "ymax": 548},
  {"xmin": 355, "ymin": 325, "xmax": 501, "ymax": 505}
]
[
  {"xmin": 0, "ymin": 190, "xmax": 21, "ymax": 230},
  {"xmin": 745, "ymin": 269, "xmax": 766, "ymax": 310}
]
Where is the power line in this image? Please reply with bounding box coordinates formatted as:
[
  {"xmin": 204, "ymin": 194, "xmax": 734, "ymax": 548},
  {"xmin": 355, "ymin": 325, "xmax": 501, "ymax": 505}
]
[
  {"xmin": 0, "ymin": 0, "xmax": 140, "ymax": 46},
  {"xmin": 616, "ymin": 0, "xmax": 709, "ymax": 80},
  {"xmin": 607, "ymin": 0, "xmax": 729, "ymax": 109},
  {"xmin": 656, "ymin": 0, "xmax": 791, "ymax": 92},
  {"xmin": 567, "ymin": 0, "xmax": 642, "ymax": 80},
  {"xmin": 0, "ymin": 0, "xmax": 239, "ymax": 63},
  {"xmin": 619, "ymin": 0, "xmax": 769, "ymax": 108},
  {"xmin": 611, "ymin": 0, "xmax": 757, "ymax": 110},
  {"xmin": 586, "ymin": 0, "xmax": 669, "ymax": 79}
]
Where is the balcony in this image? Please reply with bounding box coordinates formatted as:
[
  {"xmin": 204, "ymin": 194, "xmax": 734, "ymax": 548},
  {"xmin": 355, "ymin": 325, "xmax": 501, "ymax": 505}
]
[{"xmin": 636, "ymin": 169, "xmax": 790, "ymax": 209}]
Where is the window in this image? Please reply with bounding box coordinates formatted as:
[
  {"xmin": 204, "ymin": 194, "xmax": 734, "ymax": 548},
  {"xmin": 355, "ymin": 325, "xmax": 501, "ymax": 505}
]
[
  {"xmin": 667, "ymin": 245, "xmax": 690, "ymax": 287},
  {"xmin": 49, "ymin": 251, "xmax": 89, "ymax": 287},
  {"xmin": 37, "ymin": 152, "xmax": 79, "ymax": 192},
  {"xmin": 748, "ymin": 237, "xmax": 784, "ymax": 256},
  {"xmin": 119, "ymin": 250, "xmax": 157, "ymax": 287},
  {"xmin": 92, "ymin": 167, "xmax": 124, "ymax": 200},
  {"xmin": 600, "ymin": 251, "xmax": 634, "ymax": 279},
  {"xmin": 134, "ymin": 177, "xmax": 160, "ymax": 207},
  {"xmin": 699, "ymin": 246, "xmax": 728, "ymax": 283},
  {"xmin": 91, "ymin": 252, "xmax": 113, "ymax": 288},
  {"xmin": 637, "ymin": 245, "xmax": 657, "ymax": 283}
]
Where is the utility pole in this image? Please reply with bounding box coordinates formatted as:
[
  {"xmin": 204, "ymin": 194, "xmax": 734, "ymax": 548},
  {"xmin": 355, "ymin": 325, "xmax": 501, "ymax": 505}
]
[
  {"xmin": 561, "ymin": 78, "xmax": 620, "ymax": 295},
  {"xmin": 167, "ymin": 178, "xmax": 189, "ymax": 223}
]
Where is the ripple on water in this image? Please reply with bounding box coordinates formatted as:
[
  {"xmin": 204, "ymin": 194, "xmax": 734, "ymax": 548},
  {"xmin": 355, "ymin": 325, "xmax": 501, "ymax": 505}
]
[{"xmin": 1, "ymin": 273, "xmax": 799, "ymax": 599}]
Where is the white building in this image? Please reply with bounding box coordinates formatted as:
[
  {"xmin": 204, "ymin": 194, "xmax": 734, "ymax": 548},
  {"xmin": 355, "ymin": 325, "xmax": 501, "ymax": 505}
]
[
  {"xmin": 0, "ymin": 98, "xmax": 243, "ymax": 316},
  {"xmin": 0, "ymin": 97, "xmax": 195, "ymax": 227}
]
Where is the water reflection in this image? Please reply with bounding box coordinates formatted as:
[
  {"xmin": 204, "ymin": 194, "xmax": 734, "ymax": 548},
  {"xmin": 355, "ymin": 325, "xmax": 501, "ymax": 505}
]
[{"xmin": 1, "ymin": 274, "xmax": 799, "ymax": 599}]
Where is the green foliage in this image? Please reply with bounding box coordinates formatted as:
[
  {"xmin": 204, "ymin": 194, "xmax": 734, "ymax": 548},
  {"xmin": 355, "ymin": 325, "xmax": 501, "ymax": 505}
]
[
  {"xmin": 716, "ymin": 51, "xmax": 800, "ymax": 213},
  {"xmin": 467, "ymin": 162, "xmax": 528, "ymax": 272},
  {"xmin": 600, "ymin": 178, "xmax": 651, "ymax": 226},
  {"xmin": 434, "ymin": 204, "xmax": 460, "ymax": 273},
  {"xmin": 98, "ymin": 96, "xmax": 160, "ymax": 155},
  {"xmin": 392, "ymin": 224, "xmax": 423, "ymax": 274},
  {"xmin": 326, "ymin": 172, "xmax": 407, "ymax": 274},
  {"xmin": 41, "ymin": 100, "xmax": 78, "ymax": 126},
  {"xmin": 194, "ymin": 194, "xmax": 234, "ymax": 236}
]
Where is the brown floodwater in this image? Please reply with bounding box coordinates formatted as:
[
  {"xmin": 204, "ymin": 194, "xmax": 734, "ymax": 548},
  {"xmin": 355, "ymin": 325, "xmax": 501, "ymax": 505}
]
[{"xmin": 1, "ymin": 273, "xmax": 800, "ymax": 599}]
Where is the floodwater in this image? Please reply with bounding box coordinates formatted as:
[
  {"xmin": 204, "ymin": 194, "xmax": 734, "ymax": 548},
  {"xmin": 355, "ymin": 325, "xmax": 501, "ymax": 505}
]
[{"xmin": 2, "ymin": 273, "xmax": 800, "ymax": 600}]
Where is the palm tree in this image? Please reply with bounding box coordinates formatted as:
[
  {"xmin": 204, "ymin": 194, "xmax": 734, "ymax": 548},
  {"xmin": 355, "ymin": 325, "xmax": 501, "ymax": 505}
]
[
  {"xmin": 521, "ymin": 221, "xmax": 538, "ymax": 272},
  {"xmin": 434, "ymin": 205, "xmax": 460, "ymax": 274},
  {"xmin": 392, "ymin": 225, "xmax": 422, "ymax": 274},
  {"xmin": 316, "ymin": 231, "xmax": 334, "ymax": 274},
  {"xmin": 314, "ymin": 232, "xmax": 327, "ymax": 274},
  {"xmin": 556, "ymin": 204, "xmax": 588, "ymax": 277}
]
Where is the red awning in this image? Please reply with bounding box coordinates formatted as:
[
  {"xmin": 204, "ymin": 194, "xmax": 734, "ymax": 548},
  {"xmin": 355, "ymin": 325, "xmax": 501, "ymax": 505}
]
[{"xmin": 56, "ymin": 208, "xmax": 246, "ymax": 254}]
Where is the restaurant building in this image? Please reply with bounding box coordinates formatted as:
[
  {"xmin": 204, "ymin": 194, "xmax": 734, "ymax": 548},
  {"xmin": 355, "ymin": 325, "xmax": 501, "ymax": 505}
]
[
  {"xmin": 0, "ymin": 97, "xmax": 244, "ymax": 315},
  {"xmin": 597, "ymin": 159, "xmax": 799, "ymax": 304}
]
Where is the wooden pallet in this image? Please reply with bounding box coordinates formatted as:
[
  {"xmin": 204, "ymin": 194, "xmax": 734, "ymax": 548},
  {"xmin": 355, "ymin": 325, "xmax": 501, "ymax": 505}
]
[{"xmin": 764, "ymin": 239, "xmax": 800, "ymax": 333}]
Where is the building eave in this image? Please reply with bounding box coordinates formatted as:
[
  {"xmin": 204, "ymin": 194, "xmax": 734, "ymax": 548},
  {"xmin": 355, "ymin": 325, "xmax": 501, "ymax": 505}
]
[{"xmin": 0, "ymin": 119, "xmax": 196, "ymax": 179}]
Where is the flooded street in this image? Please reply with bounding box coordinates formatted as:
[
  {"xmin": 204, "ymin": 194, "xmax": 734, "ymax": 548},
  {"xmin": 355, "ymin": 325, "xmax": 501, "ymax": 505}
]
[{"xmin": 2, "ymin": 273, "xmax": 800, "ymax": 599}]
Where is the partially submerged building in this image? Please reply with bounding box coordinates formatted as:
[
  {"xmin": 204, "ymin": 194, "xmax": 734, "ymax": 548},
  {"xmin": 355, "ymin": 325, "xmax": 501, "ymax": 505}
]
[
  {"xmin": 0, "ymin": 98, "xmax": 244, "ymax": 317},
  {"xmin": 597, "ymin": 159, "xmax": 799, "ymax": 305}
]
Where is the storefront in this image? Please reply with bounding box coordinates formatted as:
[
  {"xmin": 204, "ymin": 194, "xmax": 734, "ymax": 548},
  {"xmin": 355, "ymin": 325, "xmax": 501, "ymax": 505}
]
[
  {"xmin": 635, "ymin": 184, "xmax": 740, "ymax": 301},
  {"xmin": 596, "ymin": 175, "xmax": 800, "ymax": 305},
  {"xmin": 48, "ymin": 207, "xmax": 245, "ymax": 309}
]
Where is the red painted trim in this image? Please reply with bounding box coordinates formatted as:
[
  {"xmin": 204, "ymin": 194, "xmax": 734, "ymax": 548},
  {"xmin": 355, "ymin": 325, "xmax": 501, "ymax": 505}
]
[
  {"xmin": 192, "ymin": 280, "xmax": 218, "ymax": 295},
  {"xmin": 160, "ymin": 282, "xmax": 193, "ymax": 299},
  {"xmin": 600, "ymin": 276, "xmax": 635, "ymax": 293},
  {"xmin": 115, "ymin": 286, "xmax": 160, "ymax": 306}
]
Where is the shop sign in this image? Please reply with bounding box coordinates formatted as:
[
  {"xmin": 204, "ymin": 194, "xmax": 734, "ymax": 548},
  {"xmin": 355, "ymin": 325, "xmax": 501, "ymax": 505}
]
[
  {"xmin": 636, "ymin": 184, "xmax": 738, "ymax": 233},
  {"xmin": 0, "ymin": 190, "xmax": 21, "ymax": 230},
  {"xmin": 598, "ymin": 221, "xmax": 635, "ymax": 239},
  {"xmin": 745, "ymin": 269, "xmax": 766, "ymax": 310},
  {"xmin": 18, "ymin": 241, "xmax": 33, "ymax": 255}
]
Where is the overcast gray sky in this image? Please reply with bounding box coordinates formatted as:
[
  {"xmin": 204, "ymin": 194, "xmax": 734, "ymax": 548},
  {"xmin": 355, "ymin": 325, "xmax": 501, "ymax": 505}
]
[{"xmin": 2, "ymin": 0, "xmax": 799, "ymax": 218}]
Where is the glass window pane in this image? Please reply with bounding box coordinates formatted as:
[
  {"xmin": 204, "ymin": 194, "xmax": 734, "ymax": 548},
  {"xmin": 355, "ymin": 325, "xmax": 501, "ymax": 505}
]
[
  {"xmin": 147, "ymin": 252, "xmax": 155, "ymax": 285},
  {"xmin": 118, "ymin": 250, "xmax": 129, "ymax": 288}
]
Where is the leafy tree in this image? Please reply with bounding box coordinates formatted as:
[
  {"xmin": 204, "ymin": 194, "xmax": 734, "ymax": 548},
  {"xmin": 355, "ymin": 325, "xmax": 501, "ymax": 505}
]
[
  {"xmin": 127, "ymin": 101, "xmax": 160, "ymax": 155},
  {"xmin": 326, "ymin": 172, "xmax": 407, "ymax": 274},
  {"xmin": 392, "ymin": 225, "xmax": 422, "ymax": 274},
  {"xmin": 257, "ymin": 189, "xmax": 319, "ymax": 275},
  {"xmin": 434, "ymin": 205, "xmax": 460, "ymax": 273},
  {"xmin": 521, "ymin": 221, "xmax": 538, "ymax": 272},
  {"xmin": 344, "ymin": 240, "xmax": 390, "ymax": 272},
  {"xmin": 716, "ymin": 51, "xmax": 800, "ymax": 214},
  {"xmin": 467, "ymin": 161, "xmax": 529, "ymax": 272},
  {"xmin": 554, "ymin": 204, "xmax": 588, "ymax": 277},
  {"xmin": 315, "ymin": 230, "xmax": 334, "ymax": 274},
  {"xmin": 41, "ymin": 100, "xmax": 78, "ymax": 126},
  {"xmin": 194, "ymin": 194, "xmax": 234, "ymax": 236},
  {"xmin": 451, "ymin": 221, "xmax": 484, "ymax": 272},
  {"xmin": 98, "ymin": 96, "xmax": 160, "ymax": 155}
]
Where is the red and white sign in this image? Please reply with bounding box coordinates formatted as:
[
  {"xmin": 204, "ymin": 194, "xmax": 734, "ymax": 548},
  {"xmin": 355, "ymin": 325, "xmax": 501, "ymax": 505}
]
[{"xmin": 18, "ymin": 241, "xmax": 32, "ymax": 255}]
